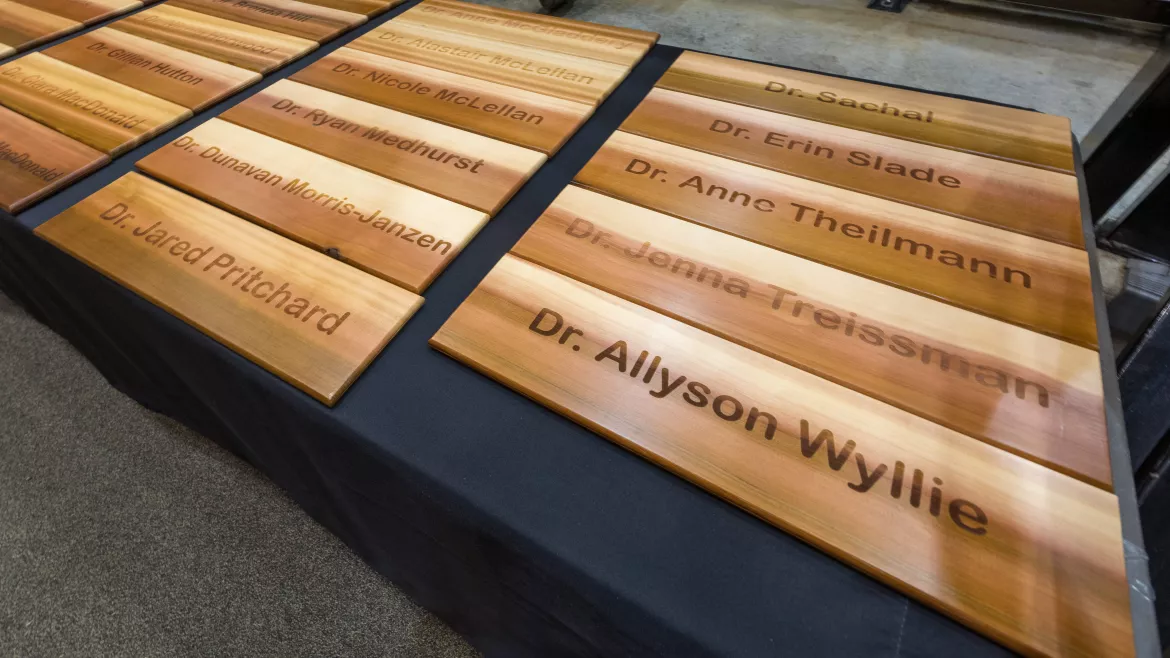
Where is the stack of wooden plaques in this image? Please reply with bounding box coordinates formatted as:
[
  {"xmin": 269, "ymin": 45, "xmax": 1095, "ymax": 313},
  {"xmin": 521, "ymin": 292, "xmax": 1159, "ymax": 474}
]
[
  {"xmin": 0, "ymin": 0, "xmax": 388, "ymax": 213},
  {"xmin": 433, "ymin": 52, "xmax": 1135, "ymax": 656},
  {"xmin": 31, "ymin": 0, "xmax": 659, "ymax": 406},
  {"xmin": 0, "ymin": 0, "xmax": 153, "ymax": 58}
]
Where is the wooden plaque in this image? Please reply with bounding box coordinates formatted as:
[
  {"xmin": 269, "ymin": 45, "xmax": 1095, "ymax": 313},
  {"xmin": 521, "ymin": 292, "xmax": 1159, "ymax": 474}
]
[
  {"xmin": 349, "ymin": 21, "xmax": 627, "ymax": 105},
  {"xmin": 137, "ymin": 118, "xmax": 489, "ymax": 293},
  {"xmin": 575, "ymin": 131, "xmax": 1097, "ymax": 348},
  {"xmin": 514, "ymin": 186, "xmax": 1109, "ymax": 487},
  {"xmin": 9, "ymin": 0, "xmax": 142, "ymax": 25},
  {"xmin": 0, "ymin": 1, "xmax": 81, "ymax": 52},
  {"xmin": 36, "ymin": 173, "xmax": 422, "ymax": 405},
  {"xmin": 431, "ymin": 254, "xmax": 1133, "ymax": 658},
  {"xmin": 296, "ymin": 0, "xmax": 402, "ymax": 16},
  {"xmin": 660, "ymin": 51, "xmax": 1075, "ymax": 172},
  {"xmin": 111, "ymin": 4, "xmax": 318, "ymax": 73},
  {"xmin": 397, "ymin": 0, "xmax": 658, "ymax": 66},
  {"xmin": 44, "ymin": 27, "xmax": 261, "ymax": 111},
  {"xmin": 0, "ymin": 54, "xmax": 192, "ymax": 156},
  {"xmin": 221, "ymin": 79, "xmax": 547, "ymax": 215},
  {"xmin": 292, "ymin": 48, "xmax": 592, "ymax": 154},
  {"xmin": 0, "ymin": 106, "xmax": 108, "ymax": 212},
  {"xmin": 169, "ymin": 0, "xmax": 365, "ymax": 43},
  {"xmin": 622, "ymin": 88, "xmax": 1085, "ymax": 247}
]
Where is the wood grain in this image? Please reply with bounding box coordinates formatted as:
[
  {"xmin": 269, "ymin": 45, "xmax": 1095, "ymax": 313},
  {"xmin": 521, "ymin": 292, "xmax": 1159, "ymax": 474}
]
[
  {"xmin": 296, "ymin": 0, "xmax": 401, "ymax": 16},
  {"xmin": 514, "ymin": 186, "xmax": 1109, "ymax": 487},
  {"xmin": 292, "ymin": 47, "xmax": 592, "ymax": 154},
  {"xmin": 660, "ymin": 51, "xmax": 1074, "ymax": 172},
  {"xmin": 0, "ymin": 54, "xmax": 192, "ymax": 156},
  {"xmin": 44, "ymin": 27, "xmax": 261, "ymax": 111},
  {"xmin": 111, "ymin": 4, "xmax": 317, "ymax": 73},
  {"xmin": 10, "ymin": 0, "xmax": 142, "ymax": 25},
  {"xmin": 0, "ymin": 106, "xmax": 108, "ymax": 212},
  {"xmin": 169, "ymin": 0, "xmax": 365, "ymax": 43},
  {"xmin": 622, "ymin": 88, "xmax": 1085, "ymax": 248},
  {"xmin": 0, "ymin": 44, "xmax": 13, "ymax": 59},
  {"xmin": 221, "ymin": 79, "xmax": 547, "ymax": 215},
  {"xmin": 349, "ymin": 21, "xmax": 628, "ymax": 105},
  {"xmin": 397, "ymin": 0, "xmax": 657, "ymax": 66},
  {"xmin": 431, "ymin": 254, "xmax": 1133, "ymax": 658},
  {"xmin": 575, "ymin": 131, "xmax": 1097, "ymax": 348},
  {"xmin": 137, "ymin": 118, "xmax": 489, "ymax": 293},
  {"xmin": 36, "ymin": 172, "xmax": 422, "ymax": 405},
  {"xmin": 0, "ymin": 1, "xmax": 81, "ymax": 52}
]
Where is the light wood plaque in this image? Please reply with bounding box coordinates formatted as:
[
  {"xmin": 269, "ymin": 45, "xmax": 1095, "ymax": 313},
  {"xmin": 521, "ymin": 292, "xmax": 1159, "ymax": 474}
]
[
  {"xmin": 349, "ymin": 21, "xmax": 627, "ymax": 105},
  {"xmin": 169, "ymin": 0, "xmax": 365, "ymax": 43},
  {"xmin": 292, "ymin": 47, "xmax": 593, "ymax": 154},
  {"xmin": 111, "ymin": 4, "xmax": 318, "ymax": 73},
  {"xmin": 0, "ymin": 54, "xmax": 192, "ymax": 156},
  {"xmin": 10, "ymin": 0, "xmax": 142, "ymax": 25},
  {"xmin": 397, "ymin": 0, "xmax": 658, "ymax": 66},
  {"xmin": 36, "ymin": 173, "xmax": 422, "ymax": 405},
  {"xmin": 0, "ymin": 106, "xmax": 108, "ymax": 212},
  {"xmin": 137, "ymin": 118, "xmax": 489, "ymax": 293},
  {"xmin": 297, "ymin": 0, "xmax": 402, "ymax": 16},
  {"xmin": 0, "ymin": 1, "xmax": 81, "ymax": 52},
  {"xmin": 431, "ymin": 254, "xmax": 1133, "ymax": 658},
  {"xmin": 220, "ymin": 79, "xmax": 547, "ymax": 215},
  {"xmin": 514, "ymin": 186, "xmax": 1109, "ymax": 487},
  {"xmin": 44, "ymin": 27, "xmax": 261, "ymax": 111},
  {"xmin": 659, "ymin": 51, "xmax": 1075, "ymax": 172},
  {"xmin": 575, "ymin": 131, "xmax": 1097, "ymax": 348},
  {"xmin": 622, "ymin": 87, "xmax": 1085, "ymax": 248}
]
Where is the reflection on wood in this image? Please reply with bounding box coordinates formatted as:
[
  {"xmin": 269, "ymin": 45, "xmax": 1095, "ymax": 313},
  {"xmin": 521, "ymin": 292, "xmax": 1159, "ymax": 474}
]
[
  {"xmin": 0, "ymin": 106, "xmax": 108, "ymax": 212},
  {"xmin": 169, "ymin": 0, "xmax": 365, "ymax": 42},
  {"xmin": 622, "ymin": 88, "xmax": 1085, "ymax": 248},
  {"xmin": 292, "ymin": 48, "xmax": 592, "ymax": 154},
  {"xmin": 514, "ymin": 186, "xmax": 1109, "ymax": 487},
  {"xmin": 44, "ymin": 27, "xmax": 261, "ymax": 111},
  {"xmin": 0, "ymin": 54, "xmax": 191, "ymax": 155},
  {"xmin": 221, "ymin": 80, "xmax": 547, "ymax": 215},
  {"xmin": 137, "ymin": 119, "xmax": 489, "ymax": 292},
  {"xmin": 10, "ymin": 0, "xmax": 141, "ymax": 25},
  {"xmin": 0, "ymin": 1, "xmax": 81, "ymax": 52},
  {"xmin": 36, "ymin": 173, "xmax": 422, "ymax": 405},
  {"xmin": 111, "ymin": 4, "xmax": 317, "ymax": 73},
  {"xmin": 295, "ymin": 0, "xmax": 403, "ymax": 16},
  {"xmin": 431, "ymin": 254, "xmax": 1133, "ymax": 658},
  {"xmin": 575, "ymin": 131, "xmax": 1097, "ymax": 348},
  {"xmin": 350, "ymin": 21, "xmax": 626, "ymax": 105},
  {"xmin": 659, "ymin": 51, "xmax": 1074, "ymax": 172},
  {"xmin": 397, "ymin": 0, "xmax": 657, "ymax": 66}
]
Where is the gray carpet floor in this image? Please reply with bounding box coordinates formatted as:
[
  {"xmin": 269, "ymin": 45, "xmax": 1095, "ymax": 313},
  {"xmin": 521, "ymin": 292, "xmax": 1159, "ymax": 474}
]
[{"xmin": 0, "ymin": 293, "xmax": 477, "ymax": 657}]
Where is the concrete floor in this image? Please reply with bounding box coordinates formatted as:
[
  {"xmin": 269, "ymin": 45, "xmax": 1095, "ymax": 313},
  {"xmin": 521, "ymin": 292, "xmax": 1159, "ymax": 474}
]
[{"xmin": 0, "ymin": 1, "xmax": 1159, "ymax": 656}]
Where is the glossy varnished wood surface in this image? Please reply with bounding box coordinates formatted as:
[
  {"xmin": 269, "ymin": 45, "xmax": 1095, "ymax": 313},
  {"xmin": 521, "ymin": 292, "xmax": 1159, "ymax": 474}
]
[
  {"xmin": 349, "ymin": 21, "xmax": 627, "ymax": 105},
  {"xmin": 397, "ymin": 0, "xmax": 657, "ymax": 66},
  {"xmin": 44, "ymin": 27, "xmax": 261, "ymax": 111},
  {"xmin": 575, "ymin": 131, "xmax": 1097, "ymax": 348},
  {"xmin": 292, "ymin": 47, "xmax": 592, "ymax": 154},
  {"xmin": 221, "ymin": 79, "xmax": 547, "ymax": 214},
  {"xmin": 0, "ymin": 106, "xmax": 108, "ymax": 212},
  {"xmin": 296, "ymin": 0, "xmax": 401, "ymax": 15},
  {"xmin": 111, "ymin": 4, "xmax": 317, "ymax": 73},
  {"xmin": 10, "ymin": 0, "xmax": 142, "ymax": 25},
  {"xmin": 514, "ymin": 186, "xmax": 1109, "ymax": 487},
  {"xmin": 660, "ymin": 51, "xmax": 1075, "ymax": 172},
  {"xmin": 0, "ymin": 1, "xmax": 81, "ymax": 52},
  {"xmin": 0, "ymin": 54, "xmax": 192, "ymax": 155},
  {"xmin": 137, "ymin": 118, "xmax": 489, "ymax": 292},
  {"xmin": 431, "ymin": 254, "xmax": 1132, "ymax": 658},
  {"xmin": 169, "ymin": 0, "xmax": 365, "ymax": 43},
  {"xmin": 622, "ymin": 87, "xmax": 1085, "ymax": 248},
  {"xmin": 36, "ymin": 172, "xmax": 422, "ymax": 405}
]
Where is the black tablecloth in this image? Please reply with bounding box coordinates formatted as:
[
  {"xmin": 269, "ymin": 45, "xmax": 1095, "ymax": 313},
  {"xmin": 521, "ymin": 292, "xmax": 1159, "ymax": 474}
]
[{"xmin": 0, "ymin": 24, "xmax": 1144, "ymax": 657}]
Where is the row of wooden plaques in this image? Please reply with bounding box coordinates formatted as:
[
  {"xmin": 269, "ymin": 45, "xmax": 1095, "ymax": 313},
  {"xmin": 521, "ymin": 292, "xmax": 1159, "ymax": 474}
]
[{"xmin": 431, "ymin": 50, "xmax": 1135, "ymax": 657}]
